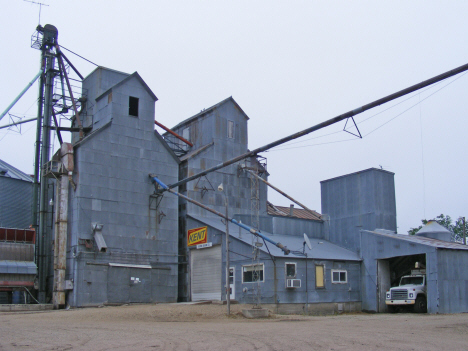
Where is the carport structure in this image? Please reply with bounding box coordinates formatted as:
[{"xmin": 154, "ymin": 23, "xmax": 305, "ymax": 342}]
[{"xmin": 360, "ymin": 229, "xmax": 468, "ymax": 314}]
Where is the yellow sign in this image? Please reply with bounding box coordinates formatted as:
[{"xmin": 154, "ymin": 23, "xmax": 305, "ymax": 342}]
[{"xmin": 187, "ymin": 226, "xmax": 208, "ymax": 246}]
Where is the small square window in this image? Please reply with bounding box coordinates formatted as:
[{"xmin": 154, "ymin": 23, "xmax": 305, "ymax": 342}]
[
  {"xmin": 129, "ymin": 96, "xmax": 139, "ymax": 117},
  {"xmin": 331, "ymin": 269, "xmax": 347, "ymax": 284},
  {"xmin": 285, "ymin": 263, "xmax": 296, "ymax": 278}
]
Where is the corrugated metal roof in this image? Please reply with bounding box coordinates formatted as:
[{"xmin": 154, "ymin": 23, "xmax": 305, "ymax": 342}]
[
  {"xmin": 0, "ymin": 159, "xmax": 32, "ymax": 182},
  {"xmin": 267, "ymin": 202, "xmax": 322, "ymax": 221},
  {"xmin": 363, "ymin": 230, "xmax": 468, "ymax": 250},
  {"xmin": 189, "ymin": 214, "xmax": 361, "ymax": 261},
  {"xmin": 169, "ymin": 96, "xmax": 249, "ymax": 131},
  {"xmin": 320, "ymin": 167, "xmax": 394, "ymax": 184}
]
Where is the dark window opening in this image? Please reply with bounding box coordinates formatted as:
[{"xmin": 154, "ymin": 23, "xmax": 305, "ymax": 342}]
[
  {"xmin": 286, "ymin": 263, "xmax": 296, "ymax": 278},
  {"xmin": 129, "ymin": 96, "xmax": 139, "ymax": 117},
  {"xmin": 243, "ymin": 264, "xmax": 264, "ymax": 283}
]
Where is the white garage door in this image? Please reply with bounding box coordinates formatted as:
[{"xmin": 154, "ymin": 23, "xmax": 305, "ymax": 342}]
[{"xmin": 191, "ymin": 245, "xmax": 221, "ymax": 301}]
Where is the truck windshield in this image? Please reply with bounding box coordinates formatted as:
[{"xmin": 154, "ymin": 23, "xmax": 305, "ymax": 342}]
[{"xmin": 400, "ymin": 276, "xmax": 424, "ymax": 285}]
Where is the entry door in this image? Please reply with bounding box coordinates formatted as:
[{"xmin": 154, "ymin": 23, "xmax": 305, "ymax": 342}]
[
  {"xmin": 377, "ymin": 260, "xmax": 391, "ymax": 312},
  {"xmin": 229, "ymin": 267, "xmax": 235, "ymax": 300},
  {"xmin": 191, "ymin": 246, "xmax": 222, "ymax": 301}
]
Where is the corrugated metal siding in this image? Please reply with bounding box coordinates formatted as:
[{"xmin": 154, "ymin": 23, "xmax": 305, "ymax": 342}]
[
  {"xmin": 0, "ymin": 177, "xmax": 33, "ymax": 229},
  {"xmin": 0, "ymin": 261, "xmax": 36, "ymax": 275},
  {"xmin": 0, "ymin": 242, "xmax": 34, "ymax": 261},
  {"xmin": 437, "ymin": 249, "xmax": 468, "ymax": 313},
  {"xmin": 66, "ymin": 68, "xmax": 180, "ymax": 307},
  {"xmin": 321, "ymin": 168, "xmax": 397, "ymax": 253}
]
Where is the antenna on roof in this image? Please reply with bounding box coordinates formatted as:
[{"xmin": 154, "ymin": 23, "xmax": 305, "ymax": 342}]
[
  {"xmin": 303, "ymin": 233, "xmax": 312, "ymax": 253},
  {"xmin": 23, "ymin": 0, "xmax": 49, "ymax": 24}
]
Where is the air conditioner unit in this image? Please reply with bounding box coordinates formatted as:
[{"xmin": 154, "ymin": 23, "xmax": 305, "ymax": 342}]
[{"xmin": 286, "ymin": 279, "xmax": 301, "ymax": 288}]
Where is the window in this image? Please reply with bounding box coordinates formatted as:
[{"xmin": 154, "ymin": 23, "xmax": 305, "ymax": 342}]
[
  {"xmin": 129, "ymin": 96, "xmax": 139, "ymax": 117},
  {"xmin": 316, "ymin": 265, "xmax": 324, "ymax": 288},
  {"xmin": 227, "ymin": 120, "xmax": 234, "ymax": 139},
  {"xmin": 182, "ymin": 128, "xmax": 190, "ymax": 143},
  {"xmin": 285, "ymin": 263, "xmax": 296, "ymax": 278},
  {"xmin": 242, "ymin": 264, "xmax": 264, "ymax": 283},
  {"xmin": 331, "ymin": 270, "xmax": 347, "ymax": 284}
]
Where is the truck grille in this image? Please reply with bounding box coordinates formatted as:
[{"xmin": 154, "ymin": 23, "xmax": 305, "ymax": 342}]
[{"xmin": 391, "ymin": 289, "xmax": 408, "ymax": 300}]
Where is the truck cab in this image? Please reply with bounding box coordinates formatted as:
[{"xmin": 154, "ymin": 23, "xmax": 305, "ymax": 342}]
[{"xmin": 385, "ymin": 269, "xmax": 427, "ymax": 313}]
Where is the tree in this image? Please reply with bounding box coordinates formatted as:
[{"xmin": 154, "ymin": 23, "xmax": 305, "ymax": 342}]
[{"xmin": 408, "ymin": 214, "xmax": 467, "ymax": 243}]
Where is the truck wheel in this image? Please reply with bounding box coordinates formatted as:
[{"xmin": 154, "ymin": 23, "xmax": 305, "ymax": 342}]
[{"xmin": 414, "ymin": 296, "xmax": 427, "ymax": 313}]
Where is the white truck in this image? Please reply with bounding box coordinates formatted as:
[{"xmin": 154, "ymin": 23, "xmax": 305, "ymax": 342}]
[{"xmin": 385, "ymin": 269, "xmax": 427, "ymax": 313}]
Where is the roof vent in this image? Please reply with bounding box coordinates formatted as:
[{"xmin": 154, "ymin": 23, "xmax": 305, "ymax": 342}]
[
  {"xmin": 416, "ymin": 220, "xmax": 452, "ymax": 242},
  {"xmin": 289, "ymin": 204, "xmax": 294, "ymax": 217}
]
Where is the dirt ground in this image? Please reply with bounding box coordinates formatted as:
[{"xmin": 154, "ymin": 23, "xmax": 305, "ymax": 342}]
[{"xmin": 1, "ymin": 303, "xmax": 468, "ymax": 351}]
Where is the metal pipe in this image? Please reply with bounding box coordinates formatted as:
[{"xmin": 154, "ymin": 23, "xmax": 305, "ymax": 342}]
[
  {"xmin": 155, "ymin": 120, "xmax": 193, "ymax": 147},
  {"xmin": 164, "ymin": 61, "xmax": 468, "ymax": 191},
  {"xmin": 150, "ymin": 174, "xmax": 290, "ymax": 254},
  {"xmin": 51, "ymin": 109, "xmax": 63, "ymax": 145},
  {"xmin": 224, "ymin": 195, "xmax": 230, "ymax": 315},
  {"xmin": 56, "ymin": 47, "xmax": 83, "ymax": 139},
  {"xmin": 243, "ymin": 168, "xmax": 318, "ymax": 218},
  {"xmin": 0, "ymin": 117, "xmax": 37, "ymax": 130},
  {"xmin": 0, "ymin": 70, "xmax": 42, "ymax": 122},
  {"xmin": 32, "ymin": 53, "xmax": 45, "ymax": 271},
  {"xmin": 58, "ymin": 50, "xmax": 84, "ymax": 80},
  {"xmin": 37, "ymin": 50, "xmax": 56, "ymax": 302}
]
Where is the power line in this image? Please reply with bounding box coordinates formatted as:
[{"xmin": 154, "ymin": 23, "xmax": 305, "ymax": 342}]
[
  {"xmin": 59, "ymin": 45, "xmax": 99, "ymax": 67},
  {"xmin": 269, "ymin": 72, "xmax": 468, "ymax": 152}
]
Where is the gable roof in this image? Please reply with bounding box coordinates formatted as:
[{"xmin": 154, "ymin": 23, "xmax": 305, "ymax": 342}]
[
  {"xmin": 267, "ymin": 201, "xmax": 322, "ymax": 221},
  {"xmin": 0, "ymin": 159, "xmax": 32, "ymax": 182},
  {"xmin": 170, "ymin": 96, "xmax": 249, "ymax": 131},
  {"xmin": 95, "ymin": 71, "xmax": 158, "ymax": 102}
]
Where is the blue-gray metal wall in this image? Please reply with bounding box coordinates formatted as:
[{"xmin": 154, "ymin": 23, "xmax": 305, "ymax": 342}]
[
  {"xmin": 0, "ymin": 177, "xmax": 33, "ymax": 229},
  {"xmin": 436, "ymin": 249, "xmax": 468, "ymax": 313},
  {"xmin": 321, "ymin": 168, "xmax": 397, "ymax": 253},
  {"xmin": 66, "ymin": 68, "xmax": 179, "ymax": 306}
]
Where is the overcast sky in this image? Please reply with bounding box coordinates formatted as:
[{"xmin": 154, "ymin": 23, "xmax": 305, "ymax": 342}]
[{"xmin": 1, "ymin": 1, "xmax": 467, "ymax": 234}]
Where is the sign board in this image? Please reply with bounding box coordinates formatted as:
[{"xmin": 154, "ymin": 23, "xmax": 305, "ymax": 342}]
[
  {"xmin": 196, "ymin": 242, "xmax": 212, "ymax": 249},
  {"xmin": 187, "ymin": 226, "xmax": 208, "ymax": 247}
]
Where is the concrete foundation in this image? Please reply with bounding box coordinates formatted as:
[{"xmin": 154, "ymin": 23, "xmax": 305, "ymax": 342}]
[
  {"xmin": 262, "ymin": 301, "xmax": 362, "ymax": 316},
  {"xmin": 242, "ymin": 308, "xmax": 270, "ymax": 318},
  {"xmin": 0, "ymin": 304, "xmax": 54, "ymax": 312}
]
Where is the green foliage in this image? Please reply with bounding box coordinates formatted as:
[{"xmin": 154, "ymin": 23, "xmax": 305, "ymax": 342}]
[{"xmin": 408, "ymin": 214, "xmax": 467, "ymax": 242}]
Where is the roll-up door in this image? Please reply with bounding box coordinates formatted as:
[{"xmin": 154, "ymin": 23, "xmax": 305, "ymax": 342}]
[{"xmin": 191, "ymin": 245, "xmax": 221, "ymax": 301}]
